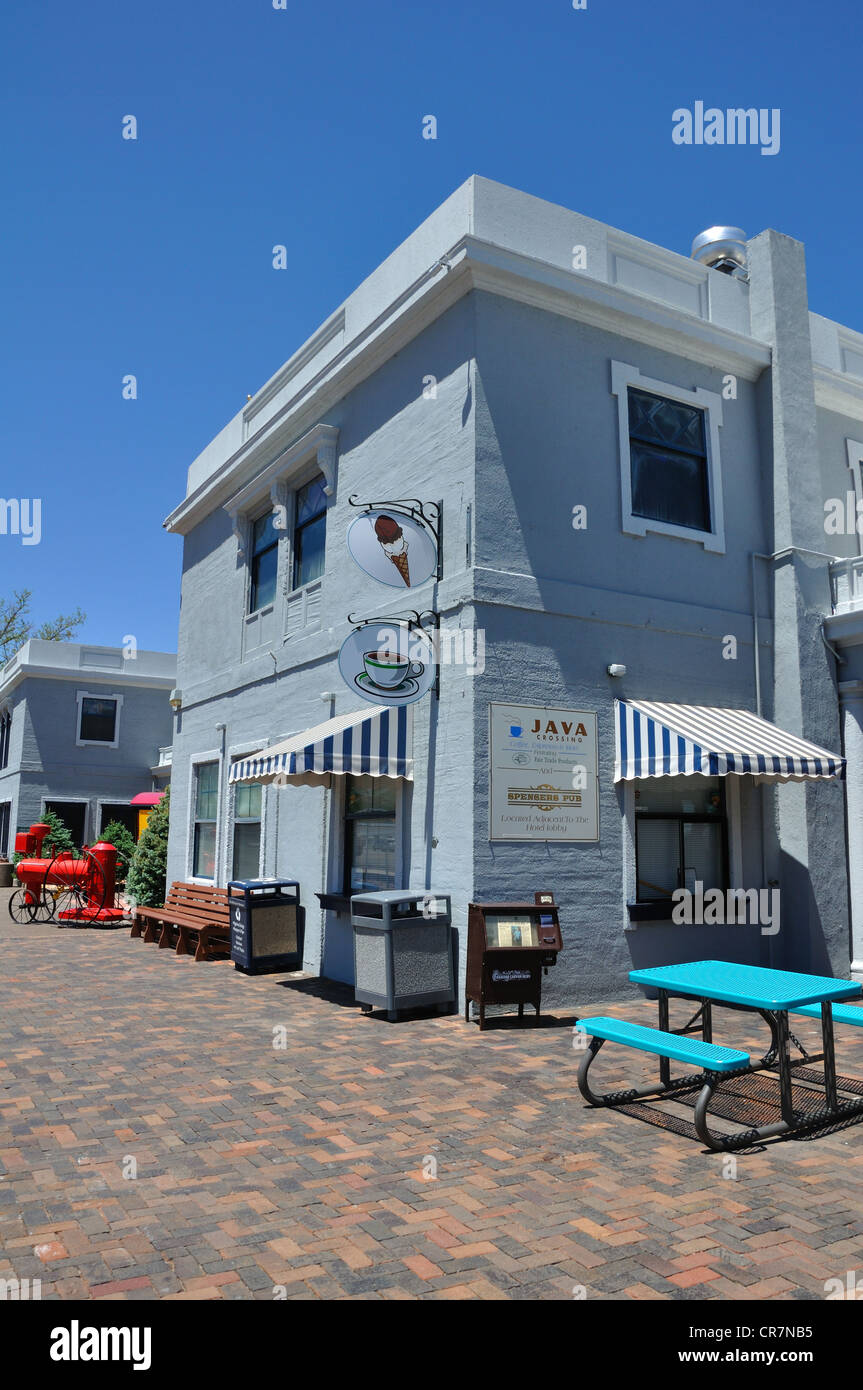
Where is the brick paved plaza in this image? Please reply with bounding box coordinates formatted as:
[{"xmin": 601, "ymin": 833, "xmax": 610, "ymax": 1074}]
[{"xmin": 4, "ymin": 895, "xmax": 863, "ymax": 1302}]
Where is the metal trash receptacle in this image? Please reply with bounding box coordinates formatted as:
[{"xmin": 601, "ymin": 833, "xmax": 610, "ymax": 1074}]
[
  {"xmin": 229, "ymin": 878, "xmax": 303, "ymax": 975},
  {"xmin": 351, "ymin": 890, "xmax": 455, "ymax": 1021}
]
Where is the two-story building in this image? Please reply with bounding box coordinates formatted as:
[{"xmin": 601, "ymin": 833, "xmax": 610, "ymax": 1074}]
[
  {"xmin": 163, "ymin": 175, "xmax": 861, "ymax": 1006},
  {"xmin": 0, "ymin": 640, "xmax": 176, "ymax": 852}
]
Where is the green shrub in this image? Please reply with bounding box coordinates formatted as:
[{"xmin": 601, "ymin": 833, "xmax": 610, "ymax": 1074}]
[
  {"xmin": 99, "ymin": 820, "xmax": 137, "ymax": 879},
  {"xmin": 125, "ymin": 788, "xmax": 170, "ymax": 908}
]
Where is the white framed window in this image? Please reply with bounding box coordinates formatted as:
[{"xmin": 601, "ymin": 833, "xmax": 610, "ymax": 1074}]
[
  {"xmin": 622, "ymin": 774, "xmax": 743, "ymax": 923},
  {"xmin": 231, "ymin": 781, "xmax": 263, "ymax": 881},
  {"xmin": 192, "ymin": 761, "xmax": 219, "ymax": 880},
  {"xmin": 76, "ymin": 691, "xmax": 123, "ymax": 748},
  {"xmin": 248, "ymin": 510, "xmax": 280, "ymax": 615},
  {"xmin": 611, "ymin": 361, "xmax": 725, "ymax": 553}
]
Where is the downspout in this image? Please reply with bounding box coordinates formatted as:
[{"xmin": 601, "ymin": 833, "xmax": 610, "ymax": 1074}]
[
  {"xmin": 214, "ymin": 721, "xmax": 227, "ymax": 886},
  {"xmin": 750, "ymin": 546, "xmax": 843, "ymax": 968},
  {"xmin": 750, "ymin": 546, "xmax": 843, "ymax": 717}
]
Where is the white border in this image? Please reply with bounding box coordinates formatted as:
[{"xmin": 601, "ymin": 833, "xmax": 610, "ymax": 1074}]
[
  {"xmin": 94, "ymin": 799, "xmax": 136, "ymax": 841},
  {"xmin": 41, "ymin": 796, "xmax": 90, "ymax": 847},
  {"xmin": 75, "ymin": 691, "xmax": 124, "ymax": 748},
  {"xmin": 611, "ymin": 360, "xmax": 725, "ymax": 554},
  {"xmin": 186, "ymin": 750, "xmax": 222, "ymax": 883},
  {"xmin": 623, "ymin": 772, "xmax": 743, "ymax": 923},
  {"xmin": 333, "ymin": 774, "xmax": 405, "ymax": 894},
  {"xmin": 224, "ymin": 742, "xmax": 267, "ymax": 884}
]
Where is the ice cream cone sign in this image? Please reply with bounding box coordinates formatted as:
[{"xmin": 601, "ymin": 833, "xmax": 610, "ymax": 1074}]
[
  {"xmin": 346, "ymin": 506, "xmax": 438, "ymax": 589},
  {"xmin": 374, "ymin": 515, "xmax": 410, "ymax": 587}
]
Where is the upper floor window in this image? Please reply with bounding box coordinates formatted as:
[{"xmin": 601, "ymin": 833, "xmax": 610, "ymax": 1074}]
[
  {"xmin": 249, "ymin": 511, "xmax": 279, "ymax": 614},
  {"xmin": 77, "ymin": 694, "xmax": 121, "ymax": 746},
  {"xmin": 0, "ymin": 709, "xmax": 10, "ymax": 769},
  {"xmin": 611, "ymin": 361, "xmax": 725, "ymax": 553},
  {"xmin": 628, "ymin": 388, "xmax": 710, "ymax": 533},
  {"xmin": 292, "ymin": 475, "xmax": 327, "ymax": 590}
]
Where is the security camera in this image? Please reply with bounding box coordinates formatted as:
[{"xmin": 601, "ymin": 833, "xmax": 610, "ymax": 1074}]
[{"xmin": 606, "ymin": 664, "xmax": 627, "ymax": 678}]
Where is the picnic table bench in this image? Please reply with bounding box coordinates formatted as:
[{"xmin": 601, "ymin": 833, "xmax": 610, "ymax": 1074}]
[
  {"xmin": 130, "ymin": 882, "xmax": 231, "ymax": 962},
  {"xmin": 576, "ymin": 960, "xmax": 863, "ymax": 1150}
]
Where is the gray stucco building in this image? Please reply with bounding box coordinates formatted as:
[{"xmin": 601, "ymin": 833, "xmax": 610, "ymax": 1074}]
[
  {"xmin": 163, "ymin": 176, "xmax": 863, "ymax": 1006},
  {"xmin": 0, "ymin": 640, "xmax": 176, "ymax": 852}
]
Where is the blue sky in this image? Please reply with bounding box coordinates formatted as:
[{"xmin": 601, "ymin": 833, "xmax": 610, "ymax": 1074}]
[{"xmin": 3, "ymin": 0, "xmax": 861, "ymax": 652}]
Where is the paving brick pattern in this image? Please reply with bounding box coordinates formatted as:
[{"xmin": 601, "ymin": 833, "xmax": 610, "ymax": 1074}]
[{"xmin": 3, "ymin": 895, "xmax": 863, "ymax": 1301}]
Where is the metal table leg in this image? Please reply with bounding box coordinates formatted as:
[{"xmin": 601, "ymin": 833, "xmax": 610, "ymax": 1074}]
[
  {"xmin": 657, "ymin": 989, "xmax": 670, "ymax": 1086},
  {"xmin": 775, "ymin": 1010, "xmax": 796, "ymax": 1126},
  {"xmin": 821, "ymin": 1000, "xmax": 838, "ymax": 1110}
]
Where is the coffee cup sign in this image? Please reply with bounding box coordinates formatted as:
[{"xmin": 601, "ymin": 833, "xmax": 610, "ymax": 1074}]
[
  {"xmin": 346, "ymin": 510, "xmax": 438, "ymax": 590},
  {"xmin": 339, "ymin": 625, "xmax": 436, "ymax": 707}
]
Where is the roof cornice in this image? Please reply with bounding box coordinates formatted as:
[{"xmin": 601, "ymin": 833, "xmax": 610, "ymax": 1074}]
[
  {"xmin": 813, "ymin": 363, "xmax": 863, "ymax": 423},
  {"xmin": 165, "ymin": 235, "xmax": 773, "ymax": 535}
]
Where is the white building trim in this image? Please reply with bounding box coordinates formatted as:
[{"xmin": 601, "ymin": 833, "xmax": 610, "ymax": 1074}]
[
  {"xmin": 75, "ymin": 691, "xmax": 124, "ymax": 749},
  {"xmin": 611, "ymin": 360, "xmax": 726, "ymax": 554}
]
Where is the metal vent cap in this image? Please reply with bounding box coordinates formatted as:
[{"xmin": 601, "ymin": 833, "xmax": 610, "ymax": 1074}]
[{"xmin": 690, "ymin": 226, "xmax": 747, "ymax": 278}]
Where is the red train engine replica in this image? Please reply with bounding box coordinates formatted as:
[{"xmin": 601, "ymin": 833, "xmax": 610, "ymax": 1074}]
[{"xmin": 9, "ymin": 822, "xmax": 126, "ymax": 925}]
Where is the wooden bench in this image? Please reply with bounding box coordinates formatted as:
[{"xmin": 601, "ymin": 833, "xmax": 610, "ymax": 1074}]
[{"xmin": 131, "ymin": 882, "xmax": 231, "ymax": 962}]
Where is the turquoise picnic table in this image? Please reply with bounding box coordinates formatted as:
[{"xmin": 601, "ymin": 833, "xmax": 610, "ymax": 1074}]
[{"xmin": 576, "ymin": 960, "xmax": 863, "ymax": 1150}]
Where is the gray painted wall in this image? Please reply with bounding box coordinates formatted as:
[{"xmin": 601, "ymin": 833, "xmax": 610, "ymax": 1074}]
[
  {"xmin": 0, "ymin": 676, "xmax": 173, "ymax": 844},
  {"xmin": 167, "ymin": 219, "xmax": 857, "ymax": 1005}
]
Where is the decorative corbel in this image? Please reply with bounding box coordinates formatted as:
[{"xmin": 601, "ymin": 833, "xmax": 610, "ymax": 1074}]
[
  {"xmin": 230, "ymin": 510, "xmax": 247, "ymax": 558},
  {"xmin": 317, "ymin": 429, "xmax": 338, "ymax": 496},
  {"xmin": 270, "ymin": 478, "xmax": 290, "ymax": 532}
]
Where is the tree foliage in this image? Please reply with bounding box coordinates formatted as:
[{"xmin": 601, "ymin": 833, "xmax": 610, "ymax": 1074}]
[
  {"xmin": 99, "ymin": 820, "xmax": 137, "ymax": 879},
  {"xmin": 125, "ymin": 789, "xmax": 170, "ymax": 908},
  {"xmin": 0, "ymin": 589, "xmax": 86, "ymax": 664}
]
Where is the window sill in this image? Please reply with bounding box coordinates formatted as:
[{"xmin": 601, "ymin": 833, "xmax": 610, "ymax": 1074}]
[
  {"xmin": 623, "ymin": 518, "xmax": 724, "ymax": 553},
  {"xmin": 627, "ymin": 901, "xmax": 675, "ymax": 923},
  {"xmin": 316, "ymin": 892, "xmax": 352, "ymax": 915}
]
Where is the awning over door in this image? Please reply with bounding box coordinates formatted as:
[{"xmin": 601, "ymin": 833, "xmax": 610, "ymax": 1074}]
[
  {"xmin": 229, "ymin": 705, "xmax": 413, "ymax": 788},
  {"xmin": 614, "ymin": 699, "xmax": 845, "ymax": 783}
]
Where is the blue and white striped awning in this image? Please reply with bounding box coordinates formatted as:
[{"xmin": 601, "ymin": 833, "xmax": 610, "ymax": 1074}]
[
  {"xmin": 615, "ymin": 699, "xmax": 845, "ymax": 783},
  {"xmin": 229, "ymin": 705, "xmax": 413, "ymax": 787}
]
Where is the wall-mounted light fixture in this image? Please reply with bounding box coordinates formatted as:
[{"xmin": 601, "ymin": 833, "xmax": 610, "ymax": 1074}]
[
  {"xmin": 169, "ymin": 688, "xmax": 183, "ymax": 710},
  {"xmin": 606, "ymin": 664, "xmax": 627, "ymax": 678}
]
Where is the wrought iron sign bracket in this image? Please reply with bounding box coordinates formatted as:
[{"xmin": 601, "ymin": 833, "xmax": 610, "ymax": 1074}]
[
  {"xmin": 348, "ymin": 495, "xmax": 443, "ymax": 581},
  {"xmin": 345, "ymin": 609, "xmax": 441, "ymax": 699}
]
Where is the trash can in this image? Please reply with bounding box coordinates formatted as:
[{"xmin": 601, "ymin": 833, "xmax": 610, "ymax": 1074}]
[
  {"xmin": 351, "ymin": 890, "xmax": 455, "ymax": 1021},
  {"xmin": 228, "ymin": 878, "xmax": 303, "ymax": 975}
]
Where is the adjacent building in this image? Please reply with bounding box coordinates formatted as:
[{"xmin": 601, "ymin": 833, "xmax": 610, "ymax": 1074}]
[
  {"xmin": 163, "ymin": 175, "xmax": 863, "ymax": 1005},
  {"xmin": 0, "ymin": 640, "xmax": 176, "ymax": 851}
]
